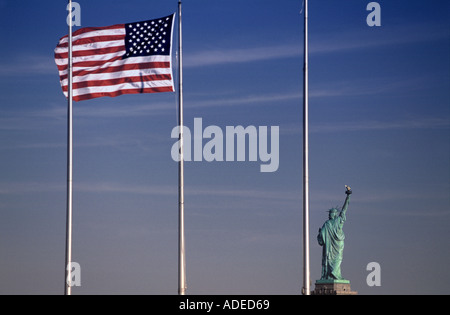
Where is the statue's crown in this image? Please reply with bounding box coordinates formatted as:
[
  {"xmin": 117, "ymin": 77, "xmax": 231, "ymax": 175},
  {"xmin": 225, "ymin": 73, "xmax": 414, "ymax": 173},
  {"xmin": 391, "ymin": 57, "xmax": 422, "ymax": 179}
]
[{"xmin": 327, "ymin": 206, "xmax": 339, "ymax": 213}]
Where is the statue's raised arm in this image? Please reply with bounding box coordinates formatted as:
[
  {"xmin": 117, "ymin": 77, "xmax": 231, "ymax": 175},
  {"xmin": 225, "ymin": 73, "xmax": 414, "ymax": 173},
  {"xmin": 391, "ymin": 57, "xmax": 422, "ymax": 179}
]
[{"xmin": 340, "ymin": 185, "xmax": 352, "ymax": 218}]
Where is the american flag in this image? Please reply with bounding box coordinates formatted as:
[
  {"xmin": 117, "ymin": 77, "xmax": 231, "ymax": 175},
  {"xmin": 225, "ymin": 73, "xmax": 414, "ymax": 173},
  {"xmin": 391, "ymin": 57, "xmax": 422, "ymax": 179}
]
[{"xmin": 55, "ymin": 14, "xmax": 175, "ymax": 102}]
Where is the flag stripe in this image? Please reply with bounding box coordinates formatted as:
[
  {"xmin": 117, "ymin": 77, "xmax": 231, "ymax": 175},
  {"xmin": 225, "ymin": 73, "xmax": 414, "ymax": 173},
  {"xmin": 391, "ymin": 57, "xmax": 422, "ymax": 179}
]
[
  {"xmin": 56, "ymin": 56, "xmax": 125, "ymax": 73},
  {"xmin": 54, "ymin": 40, "xmax": 124, "ymax": 54},
  {"xmin": 54, "ymin": 15, "xmax": 175, "ymax": 101},
  {"xmin": 57, "ymin": 35, "xmax": 127, "ymax": 51},
  {"xmin": 60, "ymin": 66, "xmax": 172, "ymax": 85},
  {"xmin": 67, "ymin": 80, "xmax": 174, "ymax": 99},
  {"xmin": 55, "ymin": 51, "xmax": 126, "ymax": 66},
  {"xmin": 62, "ymin": 74, "xmax": 173, "ymax": 91},
  {"xmin": 66, "ymin": 79, "xmax": 174, "ymax": 97},
  {"xmin": 57, "ymin": 26, "xmax": 126, "ymax": 45},
  {"xmin": 57, "ymin": 55, "xmax": 171, "ymax": 76},
  {"xmin": 55, "ymin": 45, "xmax": 126, "ymax": 60},
  {"xmin": 59, "ymin": 60, "xmax": 171, "ymax": 80},
  {"xmin": 74, "ymin": 86, "xmax": 174, "ymax": 102}
]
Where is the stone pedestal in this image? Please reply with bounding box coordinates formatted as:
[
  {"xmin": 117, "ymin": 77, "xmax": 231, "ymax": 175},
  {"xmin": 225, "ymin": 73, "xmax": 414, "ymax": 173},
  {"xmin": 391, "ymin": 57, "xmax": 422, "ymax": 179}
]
[{"xmin": 312, "ymin": 280, "xmax": 358, "ymax": 295}]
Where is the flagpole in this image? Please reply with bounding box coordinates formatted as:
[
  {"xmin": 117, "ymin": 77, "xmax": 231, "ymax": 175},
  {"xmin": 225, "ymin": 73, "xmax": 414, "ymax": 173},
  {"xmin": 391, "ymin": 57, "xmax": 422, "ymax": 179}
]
[
  {"xmin": 177, "ymin": 0, "xmax": 187, "ymax": 296},
  {"xmin": 302, "ymin": 0, "xmax": 311, "ymax": 295},
  {"xmin": 64, "ymin": 0, "xmax": 74, "ymax": 296}
]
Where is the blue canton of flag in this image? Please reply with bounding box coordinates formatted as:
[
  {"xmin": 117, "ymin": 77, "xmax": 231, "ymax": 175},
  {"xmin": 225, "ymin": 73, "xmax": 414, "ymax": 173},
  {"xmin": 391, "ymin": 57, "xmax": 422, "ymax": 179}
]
[{"xmin": 124, "ymin": 15, "xmax": 173, "ymax": 58}]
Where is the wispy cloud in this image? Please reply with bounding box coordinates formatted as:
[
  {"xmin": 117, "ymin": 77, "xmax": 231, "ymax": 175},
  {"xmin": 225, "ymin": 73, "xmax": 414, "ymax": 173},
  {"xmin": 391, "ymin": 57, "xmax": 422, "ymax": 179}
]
[
  {"xmin": 74, "ymin": 102, "xmax": 177, "ymax": 118},
  {"xmin": 76, "ymin": 182, "xmax": 176, "ymax": 195},
  {"xmin": 186, "ymin": 186, "xmax": 300, "ymax": 201},
  {"xmin": 309, "ymin": 77, "xmax": 425, "ymax": 99},
  {"xmin": 0, "ymin": 181, "xmax": 300, "ymax": 202},
  {"xmin": 0, "ymin": 181, "xmax": 173, "ymax": 196},
  {"xmin": 0, "ymin": 103, "xmax": 68, "ymax": 131},
  {"xmin": 77, "ymin": 182, "xmax": 301, "ymax": 203},
  {"xmin": 0, "ymin": 182, "xmax": 64, "ymax": 195},
  {"xmin": 184, "ymin": 44, "xmax": 301, "ymax": 68},
  {"xmin": 0, "ymin": 54, "xmax": 55, "ymax": 76},
  {"xmin": 184, "ymin": 22, "xmax": 449, "ymax": 68},
  {"xmin": 309, "ymin": 24, "xmax": 448, "ymax": 55},
  {"xmin": 187, "ymin": 92, "xmax": 301, "ymax": 109},
  {"xmin": 0, "ymin": 92, "xmax": 300, "ymax": 129},
  {"xmin": 281, "ymin": 117, "xmax": 450, "ymax": 135},
  {"xmin": 310, "ymin": 117, "xmax": 450, "ymax": 133}
]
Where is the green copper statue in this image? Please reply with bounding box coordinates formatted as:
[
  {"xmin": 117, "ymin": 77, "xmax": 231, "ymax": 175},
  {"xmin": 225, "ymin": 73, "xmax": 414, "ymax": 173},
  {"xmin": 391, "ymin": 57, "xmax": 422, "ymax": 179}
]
[{"xmin": 317, "ymin": 185, "xmax": 352, "ymax": 281}]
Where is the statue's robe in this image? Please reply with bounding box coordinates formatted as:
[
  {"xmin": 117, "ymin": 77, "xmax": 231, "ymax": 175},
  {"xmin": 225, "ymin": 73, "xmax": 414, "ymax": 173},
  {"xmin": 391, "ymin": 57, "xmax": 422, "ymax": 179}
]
[{"xmin": 318, "ymin": 209, "xmax": 346, "ymax": 280}]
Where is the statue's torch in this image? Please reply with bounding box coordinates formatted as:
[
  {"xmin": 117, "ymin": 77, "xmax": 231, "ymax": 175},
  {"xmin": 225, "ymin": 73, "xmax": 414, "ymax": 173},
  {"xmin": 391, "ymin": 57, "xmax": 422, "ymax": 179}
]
[{"xmin": 345, "ymin": 185, "xmax": 352, "ymax": 195}]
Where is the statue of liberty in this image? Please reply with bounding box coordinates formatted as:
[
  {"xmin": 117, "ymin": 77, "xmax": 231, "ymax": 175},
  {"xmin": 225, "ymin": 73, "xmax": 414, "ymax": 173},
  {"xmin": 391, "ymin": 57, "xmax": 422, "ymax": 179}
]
[{"xmin": 317, "ymin": 186, "xmax": 352, "ymax": 281}]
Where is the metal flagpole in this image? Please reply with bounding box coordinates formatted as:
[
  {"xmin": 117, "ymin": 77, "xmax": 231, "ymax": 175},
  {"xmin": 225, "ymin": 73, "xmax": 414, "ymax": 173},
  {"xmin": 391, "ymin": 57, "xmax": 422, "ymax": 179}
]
[
  {"xmin": 64, "ymin": 0, "xmax": 74, "ymax": 296},
  {"xmin": 302, "ymin": 0, "xmax": 311, "ymax": 296},
  {"xmin": 178, "ymin": 0, "xmax": 187, "ymax": 296}
]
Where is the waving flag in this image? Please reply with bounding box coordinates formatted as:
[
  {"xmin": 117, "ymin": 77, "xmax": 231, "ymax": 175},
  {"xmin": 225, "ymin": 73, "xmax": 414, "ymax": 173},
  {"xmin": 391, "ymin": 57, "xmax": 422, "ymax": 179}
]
[{"xmin": 55, "ymin": 14, "xmax": 175, "ymax": 102}]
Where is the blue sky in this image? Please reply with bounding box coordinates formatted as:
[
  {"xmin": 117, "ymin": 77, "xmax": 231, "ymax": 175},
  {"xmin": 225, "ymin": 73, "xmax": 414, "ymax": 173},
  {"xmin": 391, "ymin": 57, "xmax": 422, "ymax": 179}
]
[{"xmin": 0, "ymin": 0, "xmax": 449, "ymax": 295}]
